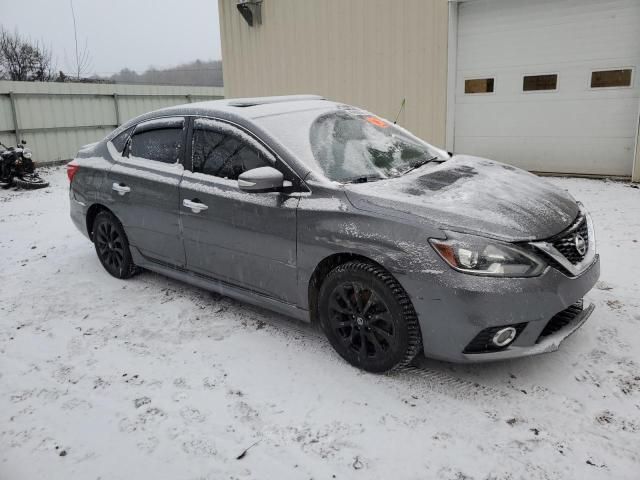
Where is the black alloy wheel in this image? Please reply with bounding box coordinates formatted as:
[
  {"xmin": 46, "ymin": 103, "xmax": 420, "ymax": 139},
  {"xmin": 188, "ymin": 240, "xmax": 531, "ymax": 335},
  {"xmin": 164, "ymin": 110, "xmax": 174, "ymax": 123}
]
[
  {"xmin": 319, "ymin": 261, "xmax": 422, "ymax": 373},
  {"xmin": 93, "ymin": 211, "xmax": 137, "ymax": 279},
  {"xmin": 329, "ymin": 282, "xmax": 396, "ymax": 358}
]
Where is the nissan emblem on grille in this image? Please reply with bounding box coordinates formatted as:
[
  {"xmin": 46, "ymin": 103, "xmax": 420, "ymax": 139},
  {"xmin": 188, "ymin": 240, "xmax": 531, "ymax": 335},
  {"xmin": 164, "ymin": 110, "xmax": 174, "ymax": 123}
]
[
  {"xmin": 531, "ymin": 213, "xmax": 593, "ymax": 275},
  {"xmin": 574, "ymin": 233, "xmax": 587, "ymax": 255}
]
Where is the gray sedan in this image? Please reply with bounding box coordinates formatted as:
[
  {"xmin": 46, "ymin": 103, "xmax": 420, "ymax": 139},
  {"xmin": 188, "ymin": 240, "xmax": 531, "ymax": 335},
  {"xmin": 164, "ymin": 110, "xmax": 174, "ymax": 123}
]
[{"xmin": 68, "ymin": 95, "xmax": 600, "ymax": 372}]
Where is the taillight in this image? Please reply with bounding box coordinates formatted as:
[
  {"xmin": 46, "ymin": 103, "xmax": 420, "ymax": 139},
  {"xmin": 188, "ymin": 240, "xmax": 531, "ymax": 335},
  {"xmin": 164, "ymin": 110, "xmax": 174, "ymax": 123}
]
[{"xmin": 67, "ymin": 160, "xmax": 79, "ymax": 183}]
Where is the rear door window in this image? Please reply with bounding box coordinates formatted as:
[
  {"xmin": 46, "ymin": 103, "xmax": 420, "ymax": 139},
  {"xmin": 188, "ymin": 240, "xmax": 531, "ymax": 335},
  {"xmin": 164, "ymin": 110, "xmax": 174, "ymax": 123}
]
[{"xmin": 127, "ymin": 117, "xmax": 185, "ymax": 164}]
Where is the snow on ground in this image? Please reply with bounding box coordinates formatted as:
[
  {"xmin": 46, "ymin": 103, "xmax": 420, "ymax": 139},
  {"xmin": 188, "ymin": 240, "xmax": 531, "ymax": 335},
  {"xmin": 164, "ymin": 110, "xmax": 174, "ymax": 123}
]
[{"xmin": 1, "ymin": 167, "xmax": 639, "ymax": 480}]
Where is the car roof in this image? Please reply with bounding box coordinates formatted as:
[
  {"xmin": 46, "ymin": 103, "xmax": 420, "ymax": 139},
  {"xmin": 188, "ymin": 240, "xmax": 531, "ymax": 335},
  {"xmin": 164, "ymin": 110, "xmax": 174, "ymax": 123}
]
[
  {"xmin": 146, "ymin": 94, "xmax": 336, "ymax": 120},
  {"xmin": 111, "ymin": 94, "xmax": 338, "ymax": 139}
]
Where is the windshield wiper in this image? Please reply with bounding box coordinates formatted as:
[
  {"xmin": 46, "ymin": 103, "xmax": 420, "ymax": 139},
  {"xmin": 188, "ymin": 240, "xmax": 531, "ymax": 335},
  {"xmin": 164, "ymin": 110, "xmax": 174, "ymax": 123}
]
[
  {"xmin": 342, "ymin": 175, "xmax": 383, "ymax": 184},
  {"xmin": 402, "ymin": 156, "xmax": 440, "ymax": 175}
]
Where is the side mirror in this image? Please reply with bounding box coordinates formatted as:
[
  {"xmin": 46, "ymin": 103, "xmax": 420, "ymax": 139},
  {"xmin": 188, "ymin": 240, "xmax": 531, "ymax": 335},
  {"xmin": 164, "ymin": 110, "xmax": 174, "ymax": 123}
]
[
  {"xmin": 21, "ymin": 139, "xmax": 27, "ymax": 145},
  {"xmin": 238, "ymin": 166, "xmax": 284, "ymax": 192}
]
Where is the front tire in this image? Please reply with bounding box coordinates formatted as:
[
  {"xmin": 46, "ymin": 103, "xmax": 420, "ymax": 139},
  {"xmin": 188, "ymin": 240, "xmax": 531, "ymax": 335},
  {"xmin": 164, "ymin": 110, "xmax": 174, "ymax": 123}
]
[
  {"xmin": 318, "ymin": 261, "xmax": 422, "ymax": 373},
  {"xmin": 93, "ymin": 211, "xmax": 137, "ymax": 279}
]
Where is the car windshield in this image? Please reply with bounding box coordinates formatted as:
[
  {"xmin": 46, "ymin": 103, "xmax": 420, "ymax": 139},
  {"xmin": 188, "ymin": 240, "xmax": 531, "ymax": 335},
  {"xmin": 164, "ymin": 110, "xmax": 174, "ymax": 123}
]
[{"xmin": 309, "ymin": 109, "xmax": 443, "ymax": 182}]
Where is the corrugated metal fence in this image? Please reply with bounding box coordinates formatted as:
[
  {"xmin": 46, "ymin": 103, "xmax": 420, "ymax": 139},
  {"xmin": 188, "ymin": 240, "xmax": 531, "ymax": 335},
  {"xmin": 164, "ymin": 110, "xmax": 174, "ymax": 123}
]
[{"xmin": 0, "ymin": 81, "xmax": 224, "ymax": 164}]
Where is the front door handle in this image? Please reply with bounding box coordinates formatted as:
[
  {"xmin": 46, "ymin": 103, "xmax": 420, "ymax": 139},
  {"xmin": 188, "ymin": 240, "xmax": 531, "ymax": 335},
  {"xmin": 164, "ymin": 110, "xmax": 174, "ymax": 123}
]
[
  {"xmin": 112, "ymin": 182, "xmax": 131, "ymax": 196},
  {"xmin": 183, "ymin": 198, "xmax": 208, "ymax": 213}
]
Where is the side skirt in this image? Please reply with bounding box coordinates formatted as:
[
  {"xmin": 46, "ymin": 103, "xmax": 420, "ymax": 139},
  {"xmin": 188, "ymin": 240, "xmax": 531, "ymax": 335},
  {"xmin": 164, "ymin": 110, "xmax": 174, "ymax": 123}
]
[{"xmin": 130, "ymin": 247, "xmax": 310, "ymax": 323}]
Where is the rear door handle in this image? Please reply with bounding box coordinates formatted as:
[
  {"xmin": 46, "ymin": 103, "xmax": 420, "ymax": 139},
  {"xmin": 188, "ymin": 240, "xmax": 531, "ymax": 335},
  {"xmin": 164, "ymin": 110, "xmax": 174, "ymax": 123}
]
[
  {"xmin": 183, "ymin": 199, "xmax": 208, "ymax": 213},
  {"xmin": 112, "ymin": 182, "xmax": 131, "ymax": 196}
]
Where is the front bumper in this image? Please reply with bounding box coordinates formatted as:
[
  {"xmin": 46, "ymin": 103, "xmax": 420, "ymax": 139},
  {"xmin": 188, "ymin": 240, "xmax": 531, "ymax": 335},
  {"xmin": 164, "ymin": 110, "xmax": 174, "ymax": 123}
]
[
  {"xmin": 459, "ymin": 302, "xmax": 594, "ymax": 362},
  {"xmin": 397, "ymin": 254, "xmax": 600, "ymax": 363}
]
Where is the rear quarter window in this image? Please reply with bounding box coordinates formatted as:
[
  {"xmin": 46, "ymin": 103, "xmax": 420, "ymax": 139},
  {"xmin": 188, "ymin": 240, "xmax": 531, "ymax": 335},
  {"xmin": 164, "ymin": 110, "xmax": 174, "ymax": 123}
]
[{"xmin": 110, "ymin": 127, "xmax": 133, "ymax": 154}]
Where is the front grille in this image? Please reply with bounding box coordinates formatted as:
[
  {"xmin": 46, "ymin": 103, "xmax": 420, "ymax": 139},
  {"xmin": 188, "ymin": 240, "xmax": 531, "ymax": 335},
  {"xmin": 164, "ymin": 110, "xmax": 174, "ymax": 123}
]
[
  {"xmin": 536, "ymin": 300, "xmax": 583, "ymax": 342},
  {"xmin": 551, "ymin": 215, "xmax": 589, "ymax": 265},
  {"xmin": 463, "ymin": 323, "xmax": 527, "ymax": 354}
]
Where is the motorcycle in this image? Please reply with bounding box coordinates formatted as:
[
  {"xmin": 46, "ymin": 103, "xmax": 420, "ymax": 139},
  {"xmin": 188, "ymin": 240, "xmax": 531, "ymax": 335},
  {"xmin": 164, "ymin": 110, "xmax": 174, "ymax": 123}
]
[{"xmin": 0, "ymin": 139, "xmax": 49, "ymax": 189}]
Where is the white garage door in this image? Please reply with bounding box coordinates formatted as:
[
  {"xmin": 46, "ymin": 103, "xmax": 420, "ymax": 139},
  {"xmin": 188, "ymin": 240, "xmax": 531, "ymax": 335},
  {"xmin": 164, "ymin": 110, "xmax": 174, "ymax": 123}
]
[{"xmin": 453, "ymin": 0, "xmax": 640, "ymax": 176}]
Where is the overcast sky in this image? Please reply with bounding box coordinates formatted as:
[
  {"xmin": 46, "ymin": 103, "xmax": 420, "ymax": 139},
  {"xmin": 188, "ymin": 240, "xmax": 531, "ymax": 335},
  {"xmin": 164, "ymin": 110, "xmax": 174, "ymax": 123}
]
[{"xmin": 0, "ymin": 0, "xmax": 222, "ymax": 75}]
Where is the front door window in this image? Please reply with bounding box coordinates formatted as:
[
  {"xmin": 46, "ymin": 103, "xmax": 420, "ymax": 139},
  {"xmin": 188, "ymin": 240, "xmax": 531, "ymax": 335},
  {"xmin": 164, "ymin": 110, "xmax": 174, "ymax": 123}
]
[{"xmin": 191, "ymin": 124, "xmax": 270, "ymax": 179}]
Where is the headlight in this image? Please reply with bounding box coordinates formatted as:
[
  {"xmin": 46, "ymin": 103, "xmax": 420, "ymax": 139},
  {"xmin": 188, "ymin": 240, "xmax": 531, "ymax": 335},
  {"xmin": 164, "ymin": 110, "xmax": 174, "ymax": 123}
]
[
  {"xmin": 429, "ymin": 232, "xmax": 545, "ymax": 277},
  {"xmin": 23, "ymin": 149, "xmax": 32, "ymax": 159}
]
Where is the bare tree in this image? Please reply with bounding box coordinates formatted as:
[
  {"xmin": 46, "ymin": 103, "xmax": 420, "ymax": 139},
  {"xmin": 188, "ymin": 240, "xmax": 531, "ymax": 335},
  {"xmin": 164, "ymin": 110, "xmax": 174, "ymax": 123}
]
[
  {"xmin": 69, "ymin": 0, "xmax": 93, "ymax": 79},
  {"xmin": 0, "ymin": 27, "xmax": 55, "ymax": 81}
]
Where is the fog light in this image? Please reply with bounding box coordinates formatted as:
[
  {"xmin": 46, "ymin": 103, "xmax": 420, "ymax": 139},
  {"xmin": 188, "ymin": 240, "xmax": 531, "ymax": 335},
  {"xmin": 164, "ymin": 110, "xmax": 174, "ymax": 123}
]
[{"xmin": 492, "ymin": 327, "xmax": 517, "ymax": 347}]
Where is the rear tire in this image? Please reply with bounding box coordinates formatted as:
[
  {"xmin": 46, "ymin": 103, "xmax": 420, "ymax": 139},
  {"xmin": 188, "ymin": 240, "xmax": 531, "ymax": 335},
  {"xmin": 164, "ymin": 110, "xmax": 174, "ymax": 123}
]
[
  {"xmin": 93, "ymin": 211, "xmax": 137, "ymax": 279},
  {"xmin": 318, "ymin": 261, "xmax": 422, "ymax": 373}
]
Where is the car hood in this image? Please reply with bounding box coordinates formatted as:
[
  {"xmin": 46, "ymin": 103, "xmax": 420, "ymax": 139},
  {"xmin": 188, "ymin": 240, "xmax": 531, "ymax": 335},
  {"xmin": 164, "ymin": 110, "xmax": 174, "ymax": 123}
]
[{"xmin": 344, "ymin": 155, "xmax": 579, "ymax": 242}]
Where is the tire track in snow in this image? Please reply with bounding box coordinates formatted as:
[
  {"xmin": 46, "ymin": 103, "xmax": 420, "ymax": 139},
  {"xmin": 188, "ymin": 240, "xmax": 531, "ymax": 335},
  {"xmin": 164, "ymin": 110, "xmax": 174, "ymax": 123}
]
[
  {"xmin": 254, "ymin": 307, "xmax": 637, "ymax": 459},
  {"xmin": 256, "ymin": 310, "xmax": 513, "ymax": 400},
  {"xmin": 390, "ymin": 364, "xmax": 510, "ymax": 400},
  {"xmin": 391, "ymin": 364, "xmax": 639, "ymax": 469}
]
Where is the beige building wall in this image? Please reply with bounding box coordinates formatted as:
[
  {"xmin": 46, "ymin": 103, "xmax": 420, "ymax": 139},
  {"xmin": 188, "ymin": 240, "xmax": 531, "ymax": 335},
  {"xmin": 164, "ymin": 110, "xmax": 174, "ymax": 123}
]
[{"xmin": 219, "ymin": 0, "xmax": 449, "ymax": 147}]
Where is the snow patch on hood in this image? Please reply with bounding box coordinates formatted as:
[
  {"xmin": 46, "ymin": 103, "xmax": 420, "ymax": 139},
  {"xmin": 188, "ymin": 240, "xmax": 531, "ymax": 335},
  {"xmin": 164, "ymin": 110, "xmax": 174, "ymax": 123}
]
[{"xmin": 344, "ymin": 156, "xmax": 579, "ymax": 242}]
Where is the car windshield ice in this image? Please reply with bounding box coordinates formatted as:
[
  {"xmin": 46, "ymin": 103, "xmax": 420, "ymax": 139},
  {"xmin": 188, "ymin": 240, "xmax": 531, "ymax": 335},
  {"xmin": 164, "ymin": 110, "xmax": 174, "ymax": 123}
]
[
  {"xmin": 254, "ymin": 105, "xmax": 445, "ymax": 183},
  {"xmin": 309, "ymin": 109, "xmax": 442, "ymax": 183}
]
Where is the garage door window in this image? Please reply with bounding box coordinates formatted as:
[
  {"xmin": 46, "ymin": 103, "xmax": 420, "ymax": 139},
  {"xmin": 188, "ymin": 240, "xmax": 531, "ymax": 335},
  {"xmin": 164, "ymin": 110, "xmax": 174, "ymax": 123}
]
[
  {"xmin": 464, "ymin": 78, "xmax": 494, "ymax": 94},
  {"xmin": 590, "ymin": 69, "xmax": 633, "ymax": 88},
  {"xmin": 523, "ymin": 74, "xmax": 558, "ymax": 92}
]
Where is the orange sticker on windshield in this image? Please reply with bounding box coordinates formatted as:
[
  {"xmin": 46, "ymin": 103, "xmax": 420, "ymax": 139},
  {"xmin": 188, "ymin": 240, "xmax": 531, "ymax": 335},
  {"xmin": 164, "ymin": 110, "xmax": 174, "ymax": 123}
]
[{"xmin": 366, "ymin": 116, "xmax": 388, "ymax": 128}]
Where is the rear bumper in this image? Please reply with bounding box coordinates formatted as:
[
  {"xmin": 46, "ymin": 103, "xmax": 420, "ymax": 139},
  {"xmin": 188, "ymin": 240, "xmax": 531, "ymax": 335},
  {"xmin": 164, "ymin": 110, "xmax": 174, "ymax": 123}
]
[
  {"xmin": 69, "ymin": 188, "xmax": 90, "ymax": 240},
  {"xmin": 398, "ymin": 255, "xmax": 600, "ymax": 363}
]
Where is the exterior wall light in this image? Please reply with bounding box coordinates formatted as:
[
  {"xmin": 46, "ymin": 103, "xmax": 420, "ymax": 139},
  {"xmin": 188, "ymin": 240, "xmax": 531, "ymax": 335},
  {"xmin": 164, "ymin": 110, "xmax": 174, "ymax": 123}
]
[{"xmin": 237, "ymin": 0, "xmax": 263, "ymax": 27}]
